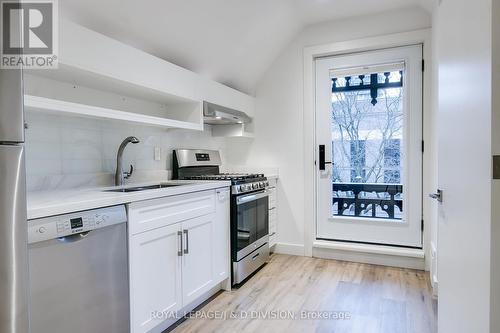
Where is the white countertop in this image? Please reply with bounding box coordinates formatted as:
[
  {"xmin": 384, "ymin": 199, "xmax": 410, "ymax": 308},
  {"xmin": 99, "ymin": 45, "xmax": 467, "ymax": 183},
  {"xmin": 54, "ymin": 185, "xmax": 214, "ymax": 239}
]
[{"xmin": 27, "ymin": 180, "xmax": 231, "ymax": 220}]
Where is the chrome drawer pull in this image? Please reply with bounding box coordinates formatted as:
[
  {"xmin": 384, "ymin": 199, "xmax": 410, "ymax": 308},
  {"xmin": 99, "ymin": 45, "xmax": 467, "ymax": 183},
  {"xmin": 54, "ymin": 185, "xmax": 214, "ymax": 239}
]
[
  {"xmin": 177, "ymin": 231, "xmax": 183, "ymax": 256},
  {"xmin": 183, "ymin": 229, "xmax": 189, "ymax": 254}
]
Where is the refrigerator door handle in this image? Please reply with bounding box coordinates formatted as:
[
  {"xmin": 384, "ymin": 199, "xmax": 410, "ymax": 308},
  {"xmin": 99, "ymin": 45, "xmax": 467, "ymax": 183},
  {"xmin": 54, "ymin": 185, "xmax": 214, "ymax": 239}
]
[{"xmin": 0, "ymin": 145, "xmax": 29, "ymax": 333}]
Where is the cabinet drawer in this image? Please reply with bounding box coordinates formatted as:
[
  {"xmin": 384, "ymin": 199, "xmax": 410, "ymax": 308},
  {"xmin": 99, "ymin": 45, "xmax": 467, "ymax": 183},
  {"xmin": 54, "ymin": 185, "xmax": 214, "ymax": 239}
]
[
  {"xmin": 269, "ymin": 223, "xmax": 276, "ymax": 235},
  {"xmin": 268, "ymin": 189, "xmax": 276, "ymax": 208},
  {"xmin": 269, "ymin": 234, "xmax": 277, "ymax": 247},
  {"xmin": 269, "ymin": 207, "xmax": 277, "ymax": 221},
  {"xmin": 129, "ymin": 190, "xmax": 216, "ymax": 235}
]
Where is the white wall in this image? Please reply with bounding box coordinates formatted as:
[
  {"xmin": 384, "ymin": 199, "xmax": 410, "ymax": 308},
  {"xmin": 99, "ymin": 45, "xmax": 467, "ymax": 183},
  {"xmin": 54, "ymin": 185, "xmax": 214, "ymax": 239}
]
[
  {"xmin": 246, "ymin": 7, "xmax": 432, "ymax": 253},
  {"xmin": 24, "ymin": 112, "xmax": 230, "ymax": 191},
  {"xmin": 491, "ymin": 0, "xmax": 500, "ymax": 331}
]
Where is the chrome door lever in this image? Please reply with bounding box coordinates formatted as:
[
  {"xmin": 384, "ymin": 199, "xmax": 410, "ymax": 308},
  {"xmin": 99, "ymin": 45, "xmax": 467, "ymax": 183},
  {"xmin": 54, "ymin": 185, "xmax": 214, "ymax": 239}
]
[{"xmin": 429, "ymin": 189, "xmax": 443, "ymax": 203}]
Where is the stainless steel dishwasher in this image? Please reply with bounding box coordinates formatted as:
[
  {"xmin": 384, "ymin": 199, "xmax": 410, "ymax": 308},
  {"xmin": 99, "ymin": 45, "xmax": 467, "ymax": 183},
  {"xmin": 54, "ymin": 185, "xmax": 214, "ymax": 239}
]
[{"xmin": 28, "ymin": 205, "xmax": 129, "ymax": 333}]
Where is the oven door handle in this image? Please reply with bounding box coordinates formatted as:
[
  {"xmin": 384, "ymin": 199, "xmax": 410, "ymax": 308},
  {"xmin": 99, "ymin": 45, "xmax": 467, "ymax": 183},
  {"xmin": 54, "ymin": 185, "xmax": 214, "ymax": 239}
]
[{"xmin": 236, "ymin": 190, "xmax": 269, "ymax": 205}]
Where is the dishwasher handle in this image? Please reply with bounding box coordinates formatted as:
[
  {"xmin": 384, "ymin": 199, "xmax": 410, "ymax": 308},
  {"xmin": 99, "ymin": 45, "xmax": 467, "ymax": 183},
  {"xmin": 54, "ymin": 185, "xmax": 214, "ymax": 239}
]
[{"xmin": 57, "ymin": 231, "xmax": 91, "ymax": 243}]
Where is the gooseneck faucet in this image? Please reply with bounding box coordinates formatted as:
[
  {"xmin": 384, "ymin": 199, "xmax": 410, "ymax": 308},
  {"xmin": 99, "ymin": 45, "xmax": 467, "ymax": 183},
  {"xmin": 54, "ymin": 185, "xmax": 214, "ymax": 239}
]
[{"xmin": 115, "ymin": 136, "xmax": 140, "ymax": 186}]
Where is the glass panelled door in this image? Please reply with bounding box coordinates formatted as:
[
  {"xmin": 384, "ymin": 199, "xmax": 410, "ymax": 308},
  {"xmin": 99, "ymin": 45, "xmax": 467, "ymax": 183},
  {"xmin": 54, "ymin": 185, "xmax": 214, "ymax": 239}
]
[{"xmin": 315, "ymin": 45, "xmax": 423, "ymax": 247}]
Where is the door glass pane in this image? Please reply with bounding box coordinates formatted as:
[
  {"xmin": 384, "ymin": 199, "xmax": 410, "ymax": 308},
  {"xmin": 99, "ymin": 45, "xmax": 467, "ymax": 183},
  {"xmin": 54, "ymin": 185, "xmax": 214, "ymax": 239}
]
[
  {"xmin": 236, "ymin": 201, "xmax": 257, "ymax": 251},
  {"xmin": 331, "ymin": 67, "xmax": 404, "ymax": 221},
  {"xmin": 255, "ymin": 196, "xmax": 269, "ymax": 240}
]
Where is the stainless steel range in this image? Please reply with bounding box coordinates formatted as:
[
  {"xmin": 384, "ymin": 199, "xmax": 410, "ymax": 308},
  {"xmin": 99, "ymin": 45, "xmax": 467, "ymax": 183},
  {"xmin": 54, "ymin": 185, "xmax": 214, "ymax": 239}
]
[{"xmin": 173, "ymin": 149, "xmax": 270, "ymax": 285}]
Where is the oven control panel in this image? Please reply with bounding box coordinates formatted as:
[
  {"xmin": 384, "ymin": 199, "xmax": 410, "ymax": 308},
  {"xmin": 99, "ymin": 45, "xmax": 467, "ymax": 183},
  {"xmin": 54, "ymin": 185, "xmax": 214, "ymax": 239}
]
[
  {"xmin": 232, "ymin": 180, "xmax": 270, "ymax": 194},
  {"xmin": 28, "ymin": 205, "xmax": 127, "ymax": 244}
]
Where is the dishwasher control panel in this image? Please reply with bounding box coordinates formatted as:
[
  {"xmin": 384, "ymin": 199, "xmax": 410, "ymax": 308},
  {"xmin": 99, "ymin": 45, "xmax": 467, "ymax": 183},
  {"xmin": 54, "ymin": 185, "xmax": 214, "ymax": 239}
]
[{"xmin": 28, "ymin": 205, "xmax": 127, "ymax": 244}]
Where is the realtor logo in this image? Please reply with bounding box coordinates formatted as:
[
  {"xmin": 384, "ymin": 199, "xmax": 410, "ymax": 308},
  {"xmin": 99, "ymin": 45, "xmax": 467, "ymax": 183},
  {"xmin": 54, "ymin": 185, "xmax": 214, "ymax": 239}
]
[{"xmin": 1, "ymin": 0, "xmax": 58, "ymax": 68}]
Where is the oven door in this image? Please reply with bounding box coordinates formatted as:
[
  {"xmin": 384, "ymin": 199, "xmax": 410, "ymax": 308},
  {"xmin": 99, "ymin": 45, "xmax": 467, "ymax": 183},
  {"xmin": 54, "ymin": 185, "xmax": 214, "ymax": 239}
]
[{"xmin": 234, "ymin": 190, "xmax": 269, "ymax": 261}]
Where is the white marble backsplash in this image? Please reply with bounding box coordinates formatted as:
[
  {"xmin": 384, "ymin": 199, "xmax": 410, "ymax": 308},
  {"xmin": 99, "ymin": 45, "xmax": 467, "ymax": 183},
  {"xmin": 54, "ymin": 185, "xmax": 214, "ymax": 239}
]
[
  {"xmin": 222, "ymin": 165, "xmax": 279, "ymax": 178},
  {"xmin": 25, "ymin": 112, "xmax": 280, "ymax": 192},
  {"xmin": 25, "ymin": 112, "xmax": 228, "ymax": 191},
  {"xmin": 26, "ymin": 170, "xmax": 172, "ymax": 192}
]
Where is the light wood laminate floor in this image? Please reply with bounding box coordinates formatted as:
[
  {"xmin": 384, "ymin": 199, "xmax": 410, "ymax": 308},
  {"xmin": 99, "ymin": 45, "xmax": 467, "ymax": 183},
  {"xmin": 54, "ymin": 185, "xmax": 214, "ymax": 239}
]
[{"xmin": 169, "ymin": 254, "xmax": 437, "ymax": 333}]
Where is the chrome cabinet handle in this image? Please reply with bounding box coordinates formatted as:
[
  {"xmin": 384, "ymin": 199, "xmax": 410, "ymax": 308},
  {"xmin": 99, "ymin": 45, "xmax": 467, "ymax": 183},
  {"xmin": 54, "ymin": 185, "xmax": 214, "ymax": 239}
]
[
  {"xmin": 429, "ymin": 189, "xmax": 443, "ymax": 203},
  {"xmin": 183, "ymin": 229, "xmax": 189, "ymax": 254},
  {"xmin": 177, "ymin": 231, "xmax": 183, "ymax": 256}
]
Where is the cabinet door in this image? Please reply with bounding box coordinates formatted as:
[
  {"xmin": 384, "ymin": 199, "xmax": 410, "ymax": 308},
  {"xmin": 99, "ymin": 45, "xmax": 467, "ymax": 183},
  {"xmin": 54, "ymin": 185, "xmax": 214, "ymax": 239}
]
[
  {"xmin": 268, "ymin": 180, "xmax": 277, "ymax": 247},
  {"xmin": 214, "ymin": 188, "xmax": 230, "ymax": 282},
  {"xmin": 129, "ymin": 223, "xmax": 182, "ymax": 333},
  {"xmin": 182, "ymin": 214, "xmax": 215, "ymax": 305}
]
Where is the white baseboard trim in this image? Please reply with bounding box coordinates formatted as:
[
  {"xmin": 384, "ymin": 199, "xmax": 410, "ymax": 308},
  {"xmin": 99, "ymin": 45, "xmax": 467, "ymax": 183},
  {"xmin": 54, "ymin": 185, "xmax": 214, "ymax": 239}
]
[
  {"xmin": 314, "ymin": 240, "xmax": 424, "ymax": 258},
  {"xmin": 274, "ymin": 242, "xmax": 305, "ymax": 256},
  {"xmin": 312, "ymin": 241, "xmax": 425, "ymax": 270}
]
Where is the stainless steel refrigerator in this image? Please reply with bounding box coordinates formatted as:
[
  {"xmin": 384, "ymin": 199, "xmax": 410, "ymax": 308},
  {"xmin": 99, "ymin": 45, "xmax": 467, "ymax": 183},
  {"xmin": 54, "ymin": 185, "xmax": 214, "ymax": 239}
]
[{"xmin": 0, "ymin": 68, "xmax": 30, "ymax": 332}]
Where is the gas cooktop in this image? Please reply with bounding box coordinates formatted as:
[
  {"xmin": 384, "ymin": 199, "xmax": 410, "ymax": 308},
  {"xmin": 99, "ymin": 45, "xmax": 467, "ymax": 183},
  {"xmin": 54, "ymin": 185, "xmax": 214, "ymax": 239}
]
[
  {"xmin": 182, "ymin": 173, "xmax": 265, "ymax": 183},
  {"xmin": 172, "ymin": 149, "xmax": 268, "ymax": 193}
]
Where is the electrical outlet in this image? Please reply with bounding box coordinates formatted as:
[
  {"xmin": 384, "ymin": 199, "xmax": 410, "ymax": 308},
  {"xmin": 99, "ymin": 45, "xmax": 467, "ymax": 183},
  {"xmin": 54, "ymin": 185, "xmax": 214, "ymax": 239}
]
[{"xmin": 154, "ymin": 147, "xmax": 161, "ymax": 161}]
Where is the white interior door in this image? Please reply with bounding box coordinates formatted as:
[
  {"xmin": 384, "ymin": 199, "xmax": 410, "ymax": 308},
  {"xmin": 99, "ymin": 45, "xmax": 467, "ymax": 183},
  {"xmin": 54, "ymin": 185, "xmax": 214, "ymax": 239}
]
[
  {"xmin": 435, "ymin": 0, "xmax": 493, "ymax": 330},
  {"xmin": 315, "ymin": 45, "xmax": 423, "ymax": 247}
]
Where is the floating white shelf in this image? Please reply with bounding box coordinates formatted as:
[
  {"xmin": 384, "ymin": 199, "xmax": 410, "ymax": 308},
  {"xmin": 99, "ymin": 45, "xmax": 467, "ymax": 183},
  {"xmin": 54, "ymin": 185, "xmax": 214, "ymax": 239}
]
[{"xmin": 24, "ymin": 95, "xmax": 204, "ymax": 131}]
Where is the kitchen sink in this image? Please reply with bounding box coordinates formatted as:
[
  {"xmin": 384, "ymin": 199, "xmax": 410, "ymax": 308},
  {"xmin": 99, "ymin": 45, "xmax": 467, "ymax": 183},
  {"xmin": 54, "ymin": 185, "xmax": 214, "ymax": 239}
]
[{"xmin": 105, "ymin": 184, "xmax": 184, "ymax": 193}]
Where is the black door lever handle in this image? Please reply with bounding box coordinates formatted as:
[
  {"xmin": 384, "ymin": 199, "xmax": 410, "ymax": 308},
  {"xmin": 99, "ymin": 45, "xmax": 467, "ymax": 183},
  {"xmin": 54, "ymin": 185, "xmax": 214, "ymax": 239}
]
[{"xmin": 318, "ymin": 145, "xmax": 332, "ymax": 170}]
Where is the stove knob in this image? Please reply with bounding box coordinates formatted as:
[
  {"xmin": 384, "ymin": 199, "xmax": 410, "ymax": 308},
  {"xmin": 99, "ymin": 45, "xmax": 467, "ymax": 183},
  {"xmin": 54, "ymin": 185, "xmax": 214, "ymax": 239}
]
[
  {"xmin": 260, "ymin": 182, "xmax": 265, "ymax": 188},
  {"xmin": 252, "ymin": 183, "xmax": 258, "ymax": 189},
  {"xmin": 239, "ymin": 185, "xmax": 245, "ymax": 192},
  {"xmin": 265, "ymin": 181, "xmax": 270, "ymax": 186}
]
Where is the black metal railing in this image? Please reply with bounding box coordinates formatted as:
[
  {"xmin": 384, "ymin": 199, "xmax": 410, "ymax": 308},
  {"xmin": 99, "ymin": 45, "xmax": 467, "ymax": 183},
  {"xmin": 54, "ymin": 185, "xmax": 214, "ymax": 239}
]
[{"xmin": 332, "ymin": 183, "xmax": 403, "ymax": 220}]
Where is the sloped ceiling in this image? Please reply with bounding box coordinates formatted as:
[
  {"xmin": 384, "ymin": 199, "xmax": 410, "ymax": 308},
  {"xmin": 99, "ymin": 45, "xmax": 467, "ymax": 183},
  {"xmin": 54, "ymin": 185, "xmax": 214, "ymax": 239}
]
[{"xmin": 61, "ymin": 0, "xmax": 430, "ymax": 95}]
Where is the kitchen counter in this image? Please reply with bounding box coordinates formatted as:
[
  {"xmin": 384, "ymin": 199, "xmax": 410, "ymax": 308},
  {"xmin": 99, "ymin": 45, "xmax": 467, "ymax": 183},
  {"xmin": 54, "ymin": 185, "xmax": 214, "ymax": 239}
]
[{"xmin": 27, "ymin": 180, "xmax": 231, "ymax": 220}]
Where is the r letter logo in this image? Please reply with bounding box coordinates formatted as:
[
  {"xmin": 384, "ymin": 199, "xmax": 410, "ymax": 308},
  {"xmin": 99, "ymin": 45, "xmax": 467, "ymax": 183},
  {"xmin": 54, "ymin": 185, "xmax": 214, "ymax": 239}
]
[{"xmin": 1, "ymin": 0, "xmax": 58, "ymax": 68}]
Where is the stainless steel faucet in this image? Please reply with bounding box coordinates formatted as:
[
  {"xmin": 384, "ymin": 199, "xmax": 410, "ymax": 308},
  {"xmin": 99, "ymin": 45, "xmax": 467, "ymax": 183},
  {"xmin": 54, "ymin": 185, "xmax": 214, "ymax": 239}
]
[{"xmin": 115, "ymin": 136, "xmax": 140, "ymax": 186}]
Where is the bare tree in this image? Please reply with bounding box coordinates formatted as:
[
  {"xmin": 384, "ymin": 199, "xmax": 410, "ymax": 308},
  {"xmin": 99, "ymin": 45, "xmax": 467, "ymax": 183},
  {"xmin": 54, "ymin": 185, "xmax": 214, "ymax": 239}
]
[{"xmin": 331, "ymin": 88, "xmax": 403, "ymax": 184}]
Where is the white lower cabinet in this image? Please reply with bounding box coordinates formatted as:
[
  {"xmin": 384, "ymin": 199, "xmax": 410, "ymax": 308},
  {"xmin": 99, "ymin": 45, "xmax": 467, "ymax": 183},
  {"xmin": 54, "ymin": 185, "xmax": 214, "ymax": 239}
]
[
  {"xmin": 128, "ymin": 188, "xmax": 230, "ymax": 333},
  {"xmin": 181, "ymin": 214, "xmax": 215, "ymax": 305},
  {"xmin": 129, "ymin": 223, "xmax": 183, "ymax": 333}
]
